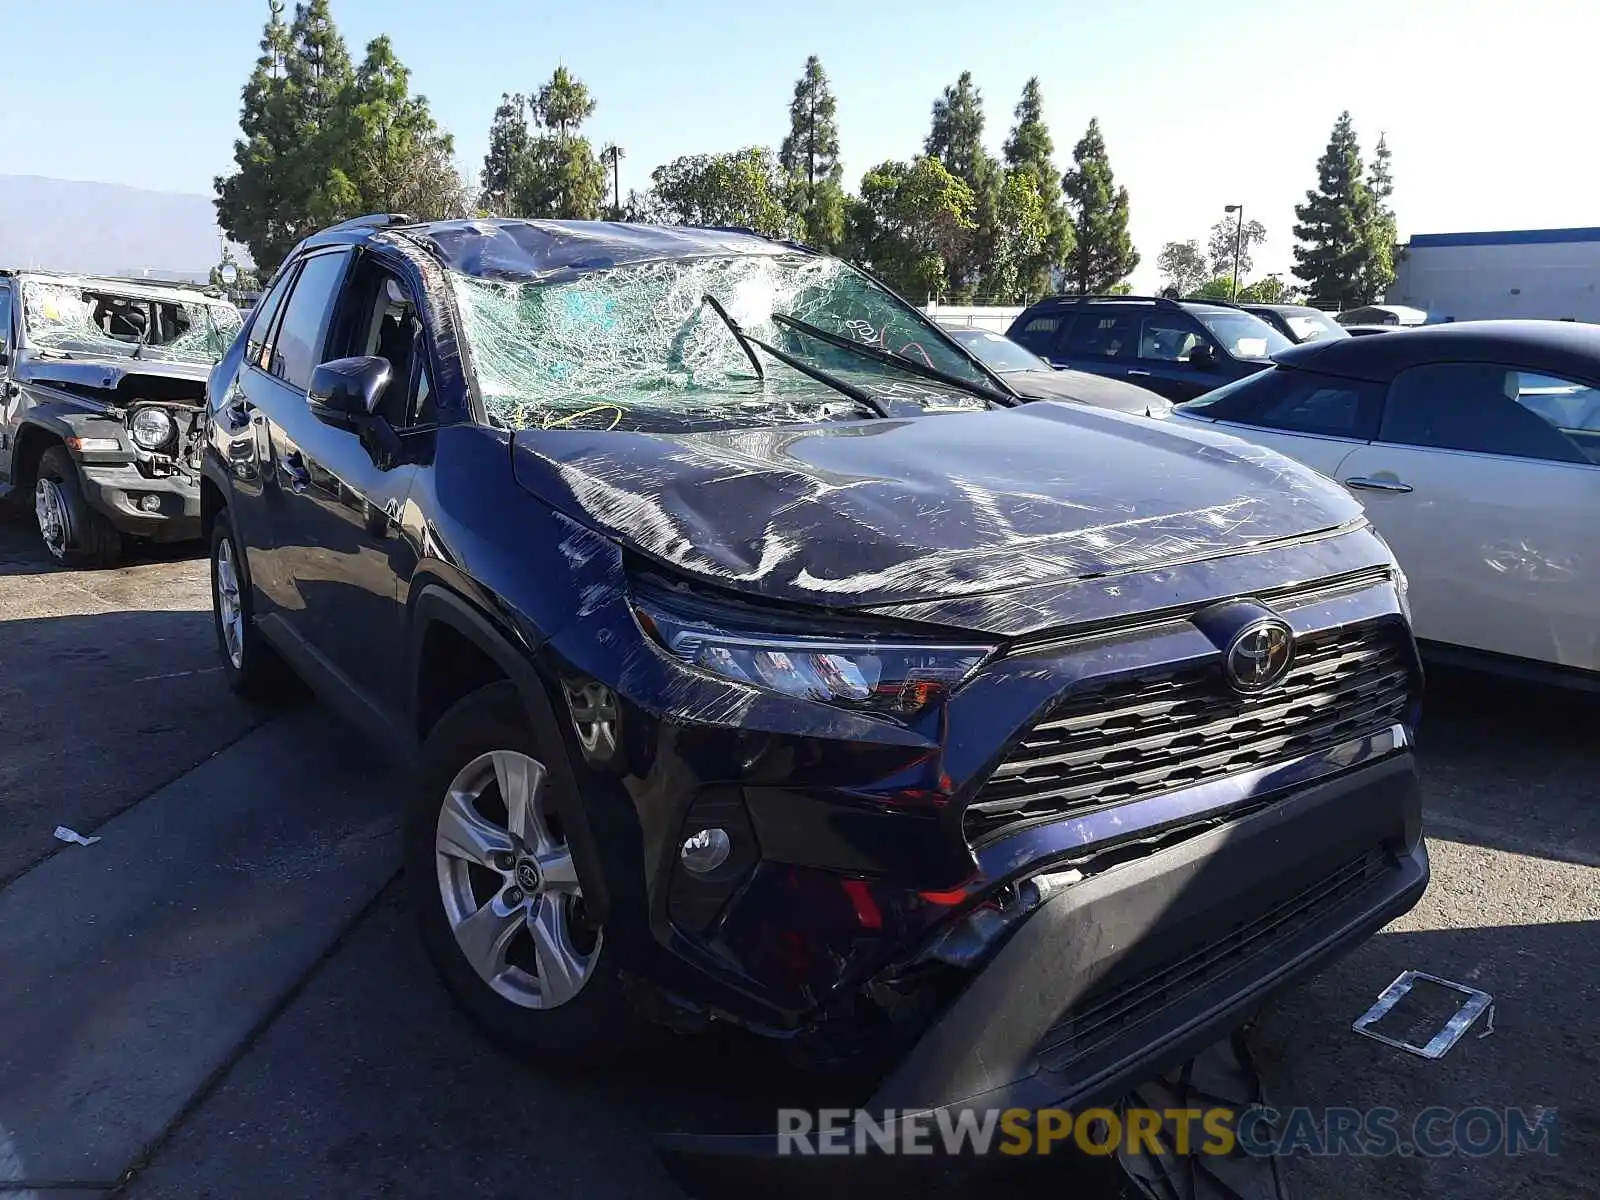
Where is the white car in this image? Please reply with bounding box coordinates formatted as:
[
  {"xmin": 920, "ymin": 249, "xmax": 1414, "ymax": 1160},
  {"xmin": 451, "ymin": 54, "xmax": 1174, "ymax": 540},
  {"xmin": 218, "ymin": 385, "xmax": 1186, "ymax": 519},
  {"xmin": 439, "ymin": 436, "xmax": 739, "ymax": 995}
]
[{"xmin": 1172, "ymin": 321, "xmax": 1600, "ymax": 682}]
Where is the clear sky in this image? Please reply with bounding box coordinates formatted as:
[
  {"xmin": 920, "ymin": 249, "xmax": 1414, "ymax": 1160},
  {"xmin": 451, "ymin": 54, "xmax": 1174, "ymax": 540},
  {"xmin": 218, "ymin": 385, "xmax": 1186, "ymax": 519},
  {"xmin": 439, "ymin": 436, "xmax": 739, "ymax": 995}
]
[{"xmin": 1, "ymin": 0, "xmax": 1594, "ymax": 290}]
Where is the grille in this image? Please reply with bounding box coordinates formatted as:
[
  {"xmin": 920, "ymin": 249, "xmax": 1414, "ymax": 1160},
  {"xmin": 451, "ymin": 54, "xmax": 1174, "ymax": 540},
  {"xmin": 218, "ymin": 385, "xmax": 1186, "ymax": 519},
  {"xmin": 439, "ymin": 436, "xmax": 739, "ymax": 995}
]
[
  {"xmin": 1037, "ymin": 847, "xmax": 1388, "ymax": 1071},
  {"xmin": 964, "ymin": 622, "xmax": 1412, "ymax": 844}
]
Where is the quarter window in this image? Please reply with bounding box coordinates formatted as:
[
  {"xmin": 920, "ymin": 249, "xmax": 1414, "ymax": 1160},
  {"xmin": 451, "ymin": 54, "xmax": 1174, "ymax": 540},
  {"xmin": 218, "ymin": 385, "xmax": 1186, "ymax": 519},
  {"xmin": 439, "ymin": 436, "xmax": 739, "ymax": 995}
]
[
  {"xmin": 271, "ymin": 250, "xmax": 351, "ymax": 391},
  {"xmin": 1381, "ymin": 363, "xmax": 1590, "ymax": 464}
]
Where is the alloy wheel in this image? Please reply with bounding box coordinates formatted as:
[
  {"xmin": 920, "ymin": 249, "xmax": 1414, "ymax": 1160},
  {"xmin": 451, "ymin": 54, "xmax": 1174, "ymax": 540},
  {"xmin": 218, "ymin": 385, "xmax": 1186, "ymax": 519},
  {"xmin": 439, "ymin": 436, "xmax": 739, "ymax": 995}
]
[
  {"xmin": 434, "ymin": 749, "xmax": 600, "ymax": 1009},
  {"xmin": 214, "ymin": 537, "xmax": 245, "ymax": 670},
  {"xmin": 34, "ymin": 477, "xmax": 68, "ymax": 559}
]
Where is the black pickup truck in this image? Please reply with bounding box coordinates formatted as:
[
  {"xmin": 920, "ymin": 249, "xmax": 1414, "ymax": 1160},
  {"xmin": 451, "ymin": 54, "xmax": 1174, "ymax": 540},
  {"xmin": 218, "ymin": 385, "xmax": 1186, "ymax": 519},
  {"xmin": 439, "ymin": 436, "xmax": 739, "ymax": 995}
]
[{"xmin": 0, "ymin": 270, "xmax": 242, "ymax": 565}]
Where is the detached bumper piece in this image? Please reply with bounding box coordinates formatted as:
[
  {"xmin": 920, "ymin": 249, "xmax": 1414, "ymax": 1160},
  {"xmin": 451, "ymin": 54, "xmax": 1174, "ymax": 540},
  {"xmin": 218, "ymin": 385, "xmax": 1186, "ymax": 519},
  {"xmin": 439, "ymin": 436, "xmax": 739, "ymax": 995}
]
[{"xmin": 657, "ymin": 753, "xmax": 1426, "ymax": 1198}]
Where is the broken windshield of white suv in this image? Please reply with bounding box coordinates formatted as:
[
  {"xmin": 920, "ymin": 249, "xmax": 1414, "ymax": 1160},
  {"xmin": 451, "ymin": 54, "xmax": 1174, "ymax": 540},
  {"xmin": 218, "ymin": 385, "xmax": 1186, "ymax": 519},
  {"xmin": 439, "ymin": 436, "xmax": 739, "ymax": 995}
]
[
  {"xmin": 21, "ymin": 280, "xmax": 243, "ymax": 365},
  {"xmin": 450, "ymin": 253, "xmax": 993, "ymax": 433}
]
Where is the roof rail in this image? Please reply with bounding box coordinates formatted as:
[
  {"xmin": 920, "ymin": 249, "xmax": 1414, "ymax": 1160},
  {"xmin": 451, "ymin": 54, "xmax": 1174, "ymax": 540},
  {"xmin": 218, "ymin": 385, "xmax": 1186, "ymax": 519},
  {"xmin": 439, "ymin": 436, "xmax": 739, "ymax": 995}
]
[
  {"xmin": 323, "ymin": 213, "xmax": 414, "ymax": 232},
  {"xmin": 1041, "ymin": 293, "xmax": 1247, "ymax": 312}
]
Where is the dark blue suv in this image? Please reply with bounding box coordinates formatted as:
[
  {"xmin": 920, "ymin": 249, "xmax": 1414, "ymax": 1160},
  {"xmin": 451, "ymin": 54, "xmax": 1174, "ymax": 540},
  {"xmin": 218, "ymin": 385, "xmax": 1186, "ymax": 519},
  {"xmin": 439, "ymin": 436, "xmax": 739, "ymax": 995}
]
[
  {"xmin": 201, "ymin": 216, "xmax": 1425, "ymax": 1171},
  {"xmin": 1008, "ymin": 294, "xmax": 1291, "ymax": 402}
]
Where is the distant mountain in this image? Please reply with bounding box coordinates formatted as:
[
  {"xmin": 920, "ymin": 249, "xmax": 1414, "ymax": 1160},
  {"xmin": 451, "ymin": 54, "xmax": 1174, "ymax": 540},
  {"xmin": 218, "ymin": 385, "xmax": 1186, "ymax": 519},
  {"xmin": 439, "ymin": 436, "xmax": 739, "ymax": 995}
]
[{"xmin": 0, "ymin": 175, "xmax": 237, "ymax": 277}]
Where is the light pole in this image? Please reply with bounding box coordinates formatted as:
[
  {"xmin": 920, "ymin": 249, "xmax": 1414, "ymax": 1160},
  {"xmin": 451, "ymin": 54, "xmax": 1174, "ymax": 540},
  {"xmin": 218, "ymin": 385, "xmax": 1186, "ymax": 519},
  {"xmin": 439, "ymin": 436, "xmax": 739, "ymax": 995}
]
[{"xmin": 1225, "ymin": 204, "xmax": 1245, "ymax": 299}]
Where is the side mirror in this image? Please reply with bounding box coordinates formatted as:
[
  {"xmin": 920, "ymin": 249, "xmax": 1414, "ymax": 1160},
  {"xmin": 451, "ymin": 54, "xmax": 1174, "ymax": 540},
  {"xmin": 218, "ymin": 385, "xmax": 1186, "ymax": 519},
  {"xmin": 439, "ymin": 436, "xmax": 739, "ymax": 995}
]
[
  {"xmin": 308, "ymin": 356, "xmax": 391, "ymax": 429},
  {"xmin": 1187, "ymin": 343, "xmax": 1217, "ymax": 369}
]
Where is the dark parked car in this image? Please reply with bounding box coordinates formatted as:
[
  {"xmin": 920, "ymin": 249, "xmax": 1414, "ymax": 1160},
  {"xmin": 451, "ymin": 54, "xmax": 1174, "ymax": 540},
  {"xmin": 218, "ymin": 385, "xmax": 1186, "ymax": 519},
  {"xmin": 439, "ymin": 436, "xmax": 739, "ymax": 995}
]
[
  {"xmin": 948, "ymin": 327, "xmax": 1172, "ymax": 416},
  {"xmin": 202, "ymin": 216, "xmax": 1427, "ymax": 1170},
  {"xmin": 0, "ymin": 270, "xmax": 242, "ymax": 564},
  {"xmin": 1006, "ymin": 294, "xmax": 1292, "ymax": 402},
  {"xmin": 1240, "ymin": 303, "xmax": 1350, "ymax": 344}
]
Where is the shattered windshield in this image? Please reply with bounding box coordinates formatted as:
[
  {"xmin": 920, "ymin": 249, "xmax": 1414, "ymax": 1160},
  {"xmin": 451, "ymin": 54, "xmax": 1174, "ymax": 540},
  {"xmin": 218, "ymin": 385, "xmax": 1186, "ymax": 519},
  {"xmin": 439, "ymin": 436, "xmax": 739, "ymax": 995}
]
[
  {"xmin": 451, "ymin": 253, "xmax": 993, "ymax": 432},
  {"xmin": 21, "ymin": 280, "xmax": 243, "ymax": 364}
]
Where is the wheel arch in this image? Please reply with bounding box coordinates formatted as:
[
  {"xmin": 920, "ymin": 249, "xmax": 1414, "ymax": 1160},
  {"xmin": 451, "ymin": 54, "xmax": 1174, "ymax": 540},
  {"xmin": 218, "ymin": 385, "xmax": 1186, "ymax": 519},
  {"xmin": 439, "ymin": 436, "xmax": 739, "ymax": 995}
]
[{"xmin": 408, "ymin": 582, "xmax": 614, "ymax": 923}]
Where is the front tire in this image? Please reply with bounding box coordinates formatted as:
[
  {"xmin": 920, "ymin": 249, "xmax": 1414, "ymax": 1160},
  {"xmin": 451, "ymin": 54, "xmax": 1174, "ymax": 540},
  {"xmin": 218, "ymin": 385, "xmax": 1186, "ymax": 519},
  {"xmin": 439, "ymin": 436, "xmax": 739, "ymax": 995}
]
[
  {"xmin": 210, "ymin": 508, "xmax": 298, "ymax": 701},
  {"xmin": 35, "ymin": 445, "xmax": 122, "ymax": 567},
  {"xmin": 406, "ymin": 680, "xmax": 639, "ymax": 1065}
]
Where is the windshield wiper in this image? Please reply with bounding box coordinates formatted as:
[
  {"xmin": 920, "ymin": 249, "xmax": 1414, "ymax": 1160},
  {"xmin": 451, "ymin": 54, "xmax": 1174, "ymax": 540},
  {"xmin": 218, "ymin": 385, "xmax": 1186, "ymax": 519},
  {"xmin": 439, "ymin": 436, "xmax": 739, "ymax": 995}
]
[
  {"xmin": 769, "ymin": 312, "xmax": 1017, "ymax": 408},
  {"xmin": 699, "ymin": 294, "xmax": 891, "ymax": 419}
]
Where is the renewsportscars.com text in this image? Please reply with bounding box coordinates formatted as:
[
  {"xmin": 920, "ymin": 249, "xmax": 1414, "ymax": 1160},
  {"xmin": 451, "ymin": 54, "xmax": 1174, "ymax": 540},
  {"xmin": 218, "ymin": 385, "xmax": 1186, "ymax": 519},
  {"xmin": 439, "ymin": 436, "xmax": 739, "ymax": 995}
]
[{"xmin": 776, "ymin": 1106, "xmax": 1560, "ymax": 1158}]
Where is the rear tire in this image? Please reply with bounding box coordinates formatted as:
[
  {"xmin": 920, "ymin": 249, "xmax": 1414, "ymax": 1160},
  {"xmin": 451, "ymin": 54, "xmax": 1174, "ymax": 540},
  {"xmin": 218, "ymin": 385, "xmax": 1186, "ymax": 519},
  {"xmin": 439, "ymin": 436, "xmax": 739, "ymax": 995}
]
[
  {"xmin": 406, "ymin": 680, "xmax": 640, "ymax": 1066},
  {"xmin": 210, "ymin": 507, "xmax": 299, "ymax": 701},
  {"xmin": 35, "ymin": 445, "xmax": 123, "ymax": 568}
]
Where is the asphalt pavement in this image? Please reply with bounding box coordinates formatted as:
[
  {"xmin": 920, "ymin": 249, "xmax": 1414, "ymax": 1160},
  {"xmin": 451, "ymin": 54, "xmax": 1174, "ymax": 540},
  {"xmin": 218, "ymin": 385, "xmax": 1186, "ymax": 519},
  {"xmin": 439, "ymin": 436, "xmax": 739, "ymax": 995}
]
[{"xmin": 0, "ymin": 510, "xmax": 1594, "ymax": 1200}]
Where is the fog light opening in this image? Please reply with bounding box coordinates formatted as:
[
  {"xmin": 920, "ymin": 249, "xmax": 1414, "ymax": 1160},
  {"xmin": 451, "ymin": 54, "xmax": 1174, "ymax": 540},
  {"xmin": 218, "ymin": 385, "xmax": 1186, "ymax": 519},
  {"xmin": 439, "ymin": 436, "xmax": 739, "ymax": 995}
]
[
  {"xmin": 137, "ymin": 494, "xmax": 162, "ymax": 513},
  {"xmin": 679, "ymin": 827, "xmax": 731, "ymax": 875}
]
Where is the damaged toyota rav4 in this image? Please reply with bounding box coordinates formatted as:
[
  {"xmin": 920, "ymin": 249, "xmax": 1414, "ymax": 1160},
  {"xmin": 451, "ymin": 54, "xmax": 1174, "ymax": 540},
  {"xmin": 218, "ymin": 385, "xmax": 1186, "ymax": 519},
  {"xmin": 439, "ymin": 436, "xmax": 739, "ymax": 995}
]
[
  {"xmin": 203, "ymin": 217, "xmax": 1427, "ymax": 1164},
  {"xmin": 0, "ymin": 270, "xmax": 242, "ymax": 564}
]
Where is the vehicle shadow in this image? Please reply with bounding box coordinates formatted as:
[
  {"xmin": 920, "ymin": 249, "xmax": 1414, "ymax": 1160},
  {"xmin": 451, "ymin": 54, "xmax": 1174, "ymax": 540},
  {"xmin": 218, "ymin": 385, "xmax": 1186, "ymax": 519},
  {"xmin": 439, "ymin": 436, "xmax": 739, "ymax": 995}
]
[{"xmin": 1413, "ymin": 664, "xmax": 1600, "ymax": 869}]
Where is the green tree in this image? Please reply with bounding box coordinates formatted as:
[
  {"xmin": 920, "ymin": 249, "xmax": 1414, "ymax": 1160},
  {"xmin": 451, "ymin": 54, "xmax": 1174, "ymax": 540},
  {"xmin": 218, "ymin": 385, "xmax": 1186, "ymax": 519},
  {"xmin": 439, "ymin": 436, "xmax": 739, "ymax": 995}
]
[
  {"xmin": 1207, "ymin": 214, "xmax": 1267, "ymax": 281},
  {"xmin": 517, "ymin": 67, "xmax": 606, "ymax": 219},
  {"xmin": 480, "ymin": 93, "xmax": 530, "ymax": 213},
  {"xmin": 1061, "ymin": 118, "xmax": 1138, "ymax": 293},
  {"xmin": 326, "ymin": 36, "xmax": 467, "ymax": 220},
  {"xmin": 1292, "ymin": 111, "xmax": 1390, "ymax": 308},
  {"xmin": 208, "ymin": 246, "xmax": 260, "ymax": 301},
  {"xmin": 924, "ymin": 72, "xmax": 999, "ymax": 299},
  {"xmin": 845, "ymin": 157, "xmax": 977, "ymax": 302},
  {"xmin": 1001, "ymin": 77, "xmax": 1073, "ymax": 298},
  {"xmin": 1364, "ymin": 132, "xmax": 1399, "ymax": 302},
  {"xmin": 1237, "ymin": 275, "xmax": 1291, "ymax": 303},
  {"xmin": 1192, "ymin": 276, "xmax": 1238, "ymax": 301},
  {"xmin": 983, "ymin": 171, "xmax": 1050, "ymax": 303},
  {"xmin": 646, "ymin": 148, "xmax": 794, "ymax": 237},
  {"xmin": 1156, "ymin": 240, "xmax": 1209, "ymax": 296},
  {"xmin": 214, "ymin": 1, "xmax": 301, "ymax": 271},
  {"xmin": 778, "ymin": 56, "xmax": 845, "ymax": 252}
]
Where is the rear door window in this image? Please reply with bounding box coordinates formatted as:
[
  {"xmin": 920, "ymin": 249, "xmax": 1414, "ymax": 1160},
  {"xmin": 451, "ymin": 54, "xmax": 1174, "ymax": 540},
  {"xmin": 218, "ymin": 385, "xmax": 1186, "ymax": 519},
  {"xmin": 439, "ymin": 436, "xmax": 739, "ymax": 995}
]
[
  {"xmin": 1065, "ymin": 310, "xmax": 1136, "ymax": 359},
  {"xmin": 1180, "ymin": 367, "xmax": 1384, "ymax": 439}
]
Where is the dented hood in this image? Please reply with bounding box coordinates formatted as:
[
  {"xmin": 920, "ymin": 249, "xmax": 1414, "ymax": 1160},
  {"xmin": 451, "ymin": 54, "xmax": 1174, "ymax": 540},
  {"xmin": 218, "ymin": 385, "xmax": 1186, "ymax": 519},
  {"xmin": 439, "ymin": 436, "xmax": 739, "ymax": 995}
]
[{"xmin": 510, "ymin": 401, "xmax": 1363, "ymax": 610}]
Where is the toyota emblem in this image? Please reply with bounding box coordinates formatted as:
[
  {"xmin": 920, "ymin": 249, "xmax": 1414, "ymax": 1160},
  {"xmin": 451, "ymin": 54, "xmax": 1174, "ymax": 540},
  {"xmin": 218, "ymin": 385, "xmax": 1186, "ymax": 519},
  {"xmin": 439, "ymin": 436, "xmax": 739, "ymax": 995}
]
[{"xmin": 1223, "ymin": 619, "xmax": 1295, "ymax": 693}]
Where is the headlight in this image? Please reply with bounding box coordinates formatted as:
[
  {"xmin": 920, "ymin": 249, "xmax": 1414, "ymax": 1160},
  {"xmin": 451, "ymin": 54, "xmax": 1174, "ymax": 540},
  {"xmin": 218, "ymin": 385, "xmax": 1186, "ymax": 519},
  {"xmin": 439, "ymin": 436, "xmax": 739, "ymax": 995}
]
[
  {"xmin": 634, "ymin": 590, "xmax": 993, "ymax": 717},
  {"xmin": 130, "ymin": 407, "xmax": 176, "ymax": 450}
]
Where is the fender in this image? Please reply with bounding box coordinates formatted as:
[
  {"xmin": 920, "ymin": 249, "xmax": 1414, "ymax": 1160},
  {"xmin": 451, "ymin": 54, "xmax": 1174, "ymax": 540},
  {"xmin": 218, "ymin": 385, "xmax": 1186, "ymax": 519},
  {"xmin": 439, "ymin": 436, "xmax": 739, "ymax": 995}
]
[{"xmin": 408, "ymin": 582, "xmax": 618, "ymax": 925}]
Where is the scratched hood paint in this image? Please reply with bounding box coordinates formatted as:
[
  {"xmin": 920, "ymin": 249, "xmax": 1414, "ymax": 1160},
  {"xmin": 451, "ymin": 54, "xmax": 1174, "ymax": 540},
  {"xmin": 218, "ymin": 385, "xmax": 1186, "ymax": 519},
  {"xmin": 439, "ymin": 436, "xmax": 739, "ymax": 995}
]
[{"xmin": 510, "ymin": 401, "xmax": 1362, "ymax": 611}]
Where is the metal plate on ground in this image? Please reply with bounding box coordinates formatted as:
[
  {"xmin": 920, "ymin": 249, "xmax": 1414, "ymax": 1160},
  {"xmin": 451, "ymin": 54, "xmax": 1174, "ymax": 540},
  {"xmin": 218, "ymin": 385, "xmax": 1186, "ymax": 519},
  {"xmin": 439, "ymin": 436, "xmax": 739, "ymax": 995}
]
[{"xmin": 1351, "ymin": 970, "xmax": 1493, "ymax": 1059}]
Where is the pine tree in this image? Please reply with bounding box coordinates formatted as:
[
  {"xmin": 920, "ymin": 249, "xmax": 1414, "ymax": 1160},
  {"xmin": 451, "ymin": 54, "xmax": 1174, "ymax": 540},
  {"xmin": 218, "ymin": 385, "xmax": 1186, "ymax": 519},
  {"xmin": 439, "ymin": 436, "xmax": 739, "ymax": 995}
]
[
  {"xmin": 1061, "ymin": 118, "xmax": 1138, "ymax": 293},
  {"xmin": 924, "ymin": 72, "xmax": 999, "ymax": 300},
  {"xmin": 1001, "ymin": 77, "xmax": 1073, "ymax": 299},
  {"xmin": 481, "ymin": 93, "xmax": 530, "ymax": 214},
  {"xmin": 1292, "ymin": 111, "xmax": 1388, "ymax": 307},
  {"xmin": 778, "ymin": 56, "xmax": 845, "ymax": 251},
  {"xmin": 214, "ymin": 1, "xmax": 299, "ymax": 271},
  {"xmin": 334, "ymin": 37, "xmax": 467, "ymax": 219},
  {"xmin": 502, "ymin": 67, "xmax": 605, "ymax": 219},
  {"xmin": 1364, "ymin": 132, "xmax": 1399, "ymax": 303}
]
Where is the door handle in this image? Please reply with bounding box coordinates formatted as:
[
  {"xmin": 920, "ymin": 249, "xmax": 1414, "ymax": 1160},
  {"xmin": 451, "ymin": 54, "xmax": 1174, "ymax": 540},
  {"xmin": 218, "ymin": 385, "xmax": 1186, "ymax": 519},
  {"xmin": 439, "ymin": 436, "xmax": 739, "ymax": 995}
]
[
  {"xmin": 281, "ymin": 451, "xmax": 311, "ymax": 494},
  {"xmin": 1344, "ymin": 476, "xmax": 1413, "ymax": 494},
  {"xmin": 1126, "ymin": 368, "xmax": 1152, "ymax": 376}
]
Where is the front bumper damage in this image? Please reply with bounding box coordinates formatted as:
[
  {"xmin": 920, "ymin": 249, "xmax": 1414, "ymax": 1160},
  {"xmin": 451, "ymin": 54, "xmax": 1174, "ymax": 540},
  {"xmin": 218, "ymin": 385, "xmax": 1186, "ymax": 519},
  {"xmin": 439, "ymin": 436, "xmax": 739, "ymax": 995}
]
[
  {"xmin": 78, "ymin": 459, "xmax": 201, "ymax": 541},
  {"xmin": 658, "ymin": 748, "xmax": 1427, "ymax": 1197}
]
